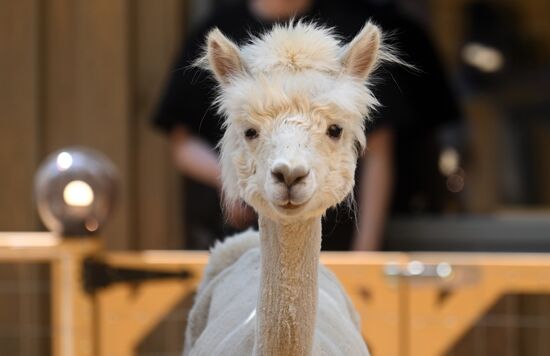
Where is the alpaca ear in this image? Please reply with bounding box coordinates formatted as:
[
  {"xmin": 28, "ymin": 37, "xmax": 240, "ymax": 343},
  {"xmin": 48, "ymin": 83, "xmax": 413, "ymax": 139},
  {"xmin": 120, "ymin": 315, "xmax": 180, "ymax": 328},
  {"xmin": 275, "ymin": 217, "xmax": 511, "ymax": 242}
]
[
  {"xmin": 341, "ymin": 22, "xmax": 381, "ymax": 79},
  {"xmin": 206, "ymin": 28, "xmax": 245, "ymax": 85}
]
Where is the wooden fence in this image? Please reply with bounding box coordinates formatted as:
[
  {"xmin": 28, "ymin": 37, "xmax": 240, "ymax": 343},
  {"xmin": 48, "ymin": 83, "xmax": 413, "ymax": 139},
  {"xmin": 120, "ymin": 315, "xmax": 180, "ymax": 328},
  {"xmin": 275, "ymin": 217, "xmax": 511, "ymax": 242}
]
[{"xmin": 3, "ymin": 233, "xmax": 550, "ymax": 356}]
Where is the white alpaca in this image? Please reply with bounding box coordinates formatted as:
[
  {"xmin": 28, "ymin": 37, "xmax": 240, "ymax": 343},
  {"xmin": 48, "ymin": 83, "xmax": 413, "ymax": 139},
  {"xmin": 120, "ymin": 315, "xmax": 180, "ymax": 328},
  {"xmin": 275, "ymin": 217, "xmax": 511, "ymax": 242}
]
[{"xmin": 184, "ymin": 21, "xmax": 393, "ymax": 356}]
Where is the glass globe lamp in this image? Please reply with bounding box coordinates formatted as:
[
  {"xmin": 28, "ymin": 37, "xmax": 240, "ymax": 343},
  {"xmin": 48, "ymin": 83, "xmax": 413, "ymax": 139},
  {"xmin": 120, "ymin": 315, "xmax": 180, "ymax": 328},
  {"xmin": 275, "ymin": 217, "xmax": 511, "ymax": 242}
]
[{"xmin": 34, "ymin": 147, "xmax": 118, "ymax": 236}]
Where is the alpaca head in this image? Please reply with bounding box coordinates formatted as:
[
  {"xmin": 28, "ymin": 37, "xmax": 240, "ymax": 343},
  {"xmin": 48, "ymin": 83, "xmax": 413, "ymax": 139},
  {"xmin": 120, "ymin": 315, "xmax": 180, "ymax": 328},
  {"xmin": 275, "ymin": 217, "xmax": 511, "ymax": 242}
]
[{"xmin": 204, "ymin": 21, "xmax": 385, "ymax": 223}]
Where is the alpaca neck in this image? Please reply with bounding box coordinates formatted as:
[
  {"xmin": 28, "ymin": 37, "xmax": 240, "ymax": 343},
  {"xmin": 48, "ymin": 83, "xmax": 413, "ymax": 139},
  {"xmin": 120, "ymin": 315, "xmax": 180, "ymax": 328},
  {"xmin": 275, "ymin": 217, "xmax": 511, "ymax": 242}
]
[{"xmin": 254, "ymin": 215, "xmax": 321, "ymax": 356}]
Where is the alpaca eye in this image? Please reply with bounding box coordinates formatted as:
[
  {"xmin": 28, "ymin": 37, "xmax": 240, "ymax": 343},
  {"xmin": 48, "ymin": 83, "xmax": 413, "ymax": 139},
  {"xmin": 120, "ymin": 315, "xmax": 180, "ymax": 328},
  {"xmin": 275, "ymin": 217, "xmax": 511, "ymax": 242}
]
[
  {"xmin": 326, "ymin": 124, "xmax": 343, "ymax": 139},
  {"xmin": 244, "ymin": 128, "xmax": 259, "ymax": 139}
]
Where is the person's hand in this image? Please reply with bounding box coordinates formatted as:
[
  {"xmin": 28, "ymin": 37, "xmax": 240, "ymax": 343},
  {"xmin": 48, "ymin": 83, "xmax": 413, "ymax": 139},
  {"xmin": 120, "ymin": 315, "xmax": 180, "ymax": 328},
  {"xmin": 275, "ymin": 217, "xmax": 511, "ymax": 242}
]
[{"xmin": 226, "ymin": 201, "xmax": 257, "ymax": 229}]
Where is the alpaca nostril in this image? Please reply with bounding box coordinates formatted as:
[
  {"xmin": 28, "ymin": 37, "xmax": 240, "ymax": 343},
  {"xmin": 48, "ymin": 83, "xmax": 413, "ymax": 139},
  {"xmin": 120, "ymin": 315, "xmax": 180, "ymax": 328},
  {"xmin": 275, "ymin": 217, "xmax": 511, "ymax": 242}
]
[
  {"xmin": 271, "ymin": 166, "xmax": 310, "ymax": 187},
  {"xmin": 291, "ymin": 170, "xmax": 310, "ymax": 185},
  {"xmin": 271, "ymin": 170, "xmax": 286, "ymax": 184},
  {"xmin": 271, "ymin": 161, "xmax": 291, "ymax": 185}
]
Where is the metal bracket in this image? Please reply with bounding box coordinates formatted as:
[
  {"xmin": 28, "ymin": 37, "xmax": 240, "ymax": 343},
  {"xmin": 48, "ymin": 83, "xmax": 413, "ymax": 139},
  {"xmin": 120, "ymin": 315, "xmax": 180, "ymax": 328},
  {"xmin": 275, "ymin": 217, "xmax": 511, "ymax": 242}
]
[{"xmin": 82, "ymin": 257, "xmax": 193, "ymax": 295}]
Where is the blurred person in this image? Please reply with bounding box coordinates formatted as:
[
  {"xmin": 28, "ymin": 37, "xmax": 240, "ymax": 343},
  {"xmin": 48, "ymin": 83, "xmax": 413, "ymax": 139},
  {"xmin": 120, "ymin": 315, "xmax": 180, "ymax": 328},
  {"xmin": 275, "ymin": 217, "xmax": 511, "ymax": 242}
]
[{"xmin": 153, "ymin": 0, "xmax": 460, "ymax": 250}]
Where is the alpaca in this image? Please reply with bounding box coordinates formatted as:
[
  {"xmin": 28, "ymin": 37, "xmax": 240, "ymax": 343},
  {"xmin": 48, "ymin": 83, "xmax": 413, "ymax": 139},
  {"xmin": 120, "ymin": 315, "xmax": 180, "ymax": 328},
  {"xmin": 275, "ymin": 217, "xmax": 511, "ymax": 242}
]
[{"xmin": 184, "ymin": 21, "xmax": 393, "ymax": 356}]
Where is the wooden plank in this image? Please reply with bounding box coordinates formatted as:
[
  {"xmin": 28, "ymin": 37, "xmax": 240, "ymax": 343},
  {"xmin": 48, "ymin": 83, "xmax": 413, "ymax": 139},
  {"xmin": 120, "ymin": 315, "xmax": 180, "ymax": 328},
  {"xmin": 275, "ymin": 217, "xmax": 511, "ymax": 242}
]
[
  {"xmin": 42, "ymin": 0, "xmax": 78, "ymax": 152},
  {"xmin": 132, "ymin": 0, "xmax": 187, "ymax": 250},
  {"xmin": 75, "ymin": 0, "xmax": 131, "ymax": 250},
  {"xmin": 0, "ymin": 1, "xmax": 43, "ymax": 355},
  {"xmin": 51, "ymin": 239, "xmax": 101, "ymax": 356},
  {"xmin": 0, "ymin": 0, "xmax": 40, "ymax": 230}
]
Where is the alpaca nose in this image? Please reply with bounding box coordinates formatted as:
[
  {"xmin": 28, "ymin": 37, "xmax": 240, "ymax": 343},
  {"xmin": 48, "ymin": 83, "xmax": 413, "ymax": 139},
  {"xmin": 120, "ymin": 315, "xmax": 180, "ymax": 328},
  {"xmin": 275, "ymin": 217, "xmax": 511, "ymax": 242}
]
[{"xmin": 271, "ymin": 161, "xmax": 310, "ymax": 188}]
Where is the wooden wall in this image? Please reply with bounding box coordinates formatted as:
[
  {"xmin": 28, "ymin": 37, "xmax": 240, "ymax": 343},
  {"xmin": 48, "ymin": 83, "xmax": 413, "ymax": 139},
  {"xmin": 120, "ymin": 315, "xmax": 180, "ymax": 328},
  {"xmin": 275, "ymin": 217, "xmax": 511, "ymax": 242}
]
[
  {"xmin": 0, "ymin": 0, "xmax": 187, "ymax": 250},
  {"xmin": 0, "ymin": 1, "xmax": 187, "ymax": 354}
]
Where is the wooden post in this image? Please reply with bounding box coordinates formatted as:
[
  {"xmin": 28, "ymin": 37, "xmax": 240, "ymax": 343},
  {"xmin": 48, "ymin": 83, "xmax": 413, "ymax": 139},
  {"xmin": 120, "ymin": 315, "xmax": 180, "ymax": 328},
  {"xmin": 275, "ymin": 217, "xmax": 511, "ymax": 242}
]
[
  {"xmin": 51, "ymin": 238, "xmax": 102, "ymax": 356},
  {"xmin": 0, "ymin": 233, "xmax": 101, "ymax": 356}
]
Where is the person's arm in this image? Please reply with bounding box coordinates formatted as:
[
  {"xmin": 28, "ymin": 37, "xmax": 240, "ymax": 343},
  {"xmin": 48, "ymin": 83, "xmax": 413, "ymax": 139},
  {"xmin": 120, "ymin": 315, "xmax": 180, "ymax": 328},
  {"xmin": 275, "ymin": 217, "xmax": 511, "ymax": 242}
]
[
  {"xmin": 170, "ymin": 125, "xmax": 256, "ymax": 228},
  {"xmin": 170, "ymin": 125, "xmax": 222, "ymax": 189},
  {"xmin": 352, "ymin": 127, "xmax": 394, "ymax": 251}
]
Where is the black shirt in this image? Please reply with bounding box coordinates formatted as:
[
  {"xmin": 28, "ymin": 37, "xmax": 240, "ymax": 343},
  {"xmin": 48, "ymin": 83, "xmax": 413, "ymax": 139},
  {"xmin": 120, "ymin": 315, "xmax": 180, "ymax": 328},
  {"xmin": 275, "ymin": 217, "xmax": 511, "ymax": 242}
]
[
  {"xmin": 153, "ymin": 0, "xmax": 460, "ymax": 250},
  {"xmin": 154, "ymin": 0, "xmax": 458, "ymax": 140}
]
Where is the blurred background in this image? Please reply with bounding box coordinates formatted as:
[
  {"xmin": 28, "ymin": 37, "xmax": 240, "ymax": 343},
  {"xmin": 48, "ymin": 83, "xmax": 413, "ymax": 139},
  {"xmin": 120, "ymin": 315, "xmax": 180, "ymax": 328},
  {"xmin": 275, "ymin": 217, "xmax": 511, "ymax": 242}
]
[
  {"xmin": 1, "ymin": 0, "xmax": 549, "ymax": 355},
  {"xmin": 2, "ymin": 0, "xmax": 550, "ymax": 249},
  {"xmin": 3, "ymin": 0, "xmax": 550, "ymax": 251}
]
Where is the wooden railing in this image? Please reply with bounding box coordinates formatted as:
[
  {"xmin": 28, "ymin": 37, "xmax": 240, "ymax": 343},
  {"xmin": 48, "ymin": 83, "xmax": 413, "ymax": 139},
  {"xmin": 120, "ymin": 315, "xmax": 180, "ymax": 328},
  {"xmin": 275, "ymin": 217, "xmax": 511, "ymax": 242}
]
[{"xmin": 2, "ymin": 233, "xmax": 550, "ymax": 356}]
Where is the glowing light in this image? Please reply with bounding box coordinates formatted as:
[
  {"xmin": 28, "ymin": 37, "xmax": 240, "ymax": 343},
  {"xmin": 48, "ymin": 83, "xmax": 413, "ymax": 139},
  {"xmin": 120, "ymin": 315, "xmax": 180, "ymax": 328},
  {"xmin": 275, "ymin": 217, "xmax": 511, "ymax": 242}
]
[
  {"xmin": 439, "ymin": 148, "xmax": 460, "ymax": 176},
  {"xmin": 63, "ymin": 180, "xmax": 94, "ymax": 207},
  {"xmin": 56, "ymin": 152, "xmax": 73, "ymax": 171},
  {"xmin": 407, "ymin": 260, "xmax": 425, "ymax": 276},
  {"xmin": 436, "ymin": 262, "xmax": 453, "ymax": 278},
  {"xmin": 462, "ymin": 42, "xmax": 504, "ymax": 73}
]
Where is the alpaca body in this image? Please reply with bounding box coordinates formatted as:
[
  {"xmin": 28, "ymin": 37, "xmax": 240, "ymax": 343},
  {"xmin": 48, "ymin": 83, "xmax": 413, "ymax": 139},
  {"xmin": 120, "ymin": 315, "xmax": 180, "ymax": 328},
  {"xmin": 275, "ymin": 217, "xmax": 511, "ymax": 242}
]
[
  {"xmin": 184, "ymin": 230, "xmax": 369, "ymax": 356},
  {"xmin": 184, "ymin": 20, "xmax": 395, "ymax": 356}
]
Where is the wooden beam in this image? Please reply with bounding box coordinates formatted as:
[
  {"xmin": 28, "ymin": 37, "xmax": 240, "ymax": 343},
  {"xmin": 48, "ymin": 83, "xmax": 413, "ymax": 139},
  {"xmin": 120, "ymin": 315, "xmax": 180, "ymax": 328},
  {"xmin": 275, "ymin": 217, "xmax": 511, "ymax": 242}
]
[
  {"xmin": 51, "ymin": 239, "xmax": 101, "ymax": 356},
  {"xmin": 0, "ymin": 3, "xmax": 42, "ymax": 350},
  {"xmin": 0, "ymin": 0, "xmax": 40, "ymax": 230},
  {"xmin": 132, "ymin": 0, "xmax": 187, "ymax": 250}
]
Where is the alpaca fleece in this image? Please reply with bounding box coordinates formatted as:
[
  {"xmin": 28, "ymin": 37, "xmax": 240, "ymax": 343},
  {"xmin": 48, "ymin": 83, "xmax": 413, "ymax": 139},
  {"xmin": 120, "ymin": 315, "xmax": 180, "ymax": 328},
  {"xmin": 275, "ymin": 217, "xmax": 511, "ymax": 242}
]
[{"xmin": 183, "ymin": 230, "xmax": 368, "ymax": 356}]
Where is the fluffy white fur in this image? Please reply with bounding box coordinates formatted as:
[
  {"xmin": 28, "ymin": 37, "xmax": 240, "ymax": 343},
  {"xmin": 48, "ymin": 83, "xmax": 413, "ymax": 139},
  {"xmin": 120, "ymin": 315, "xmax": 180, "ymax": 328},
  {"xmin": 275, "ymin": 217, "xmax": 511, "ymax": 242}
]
[
  {"xmin": 211, "ymin": 22, "xmax": 388, "ymax": 217},
  {"xmin": 184, "ymin": 21, "xmax": 395, "ymax": 356},
  {"xmin": 184, "ymin": 231, "xmax": 367, "ymax": 355}
]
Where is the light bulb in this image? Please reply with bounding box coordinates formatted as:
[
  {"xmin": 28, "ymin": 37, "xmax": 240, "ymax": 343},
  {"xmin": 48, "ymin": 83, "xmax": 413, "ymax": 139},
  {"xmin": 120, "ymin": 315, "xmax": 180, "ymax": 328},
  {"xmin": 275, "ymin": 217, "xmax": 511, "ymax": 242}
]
[{"xmin": 63, "ymin": 180, "xmax": 94, "ymax": 207}]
